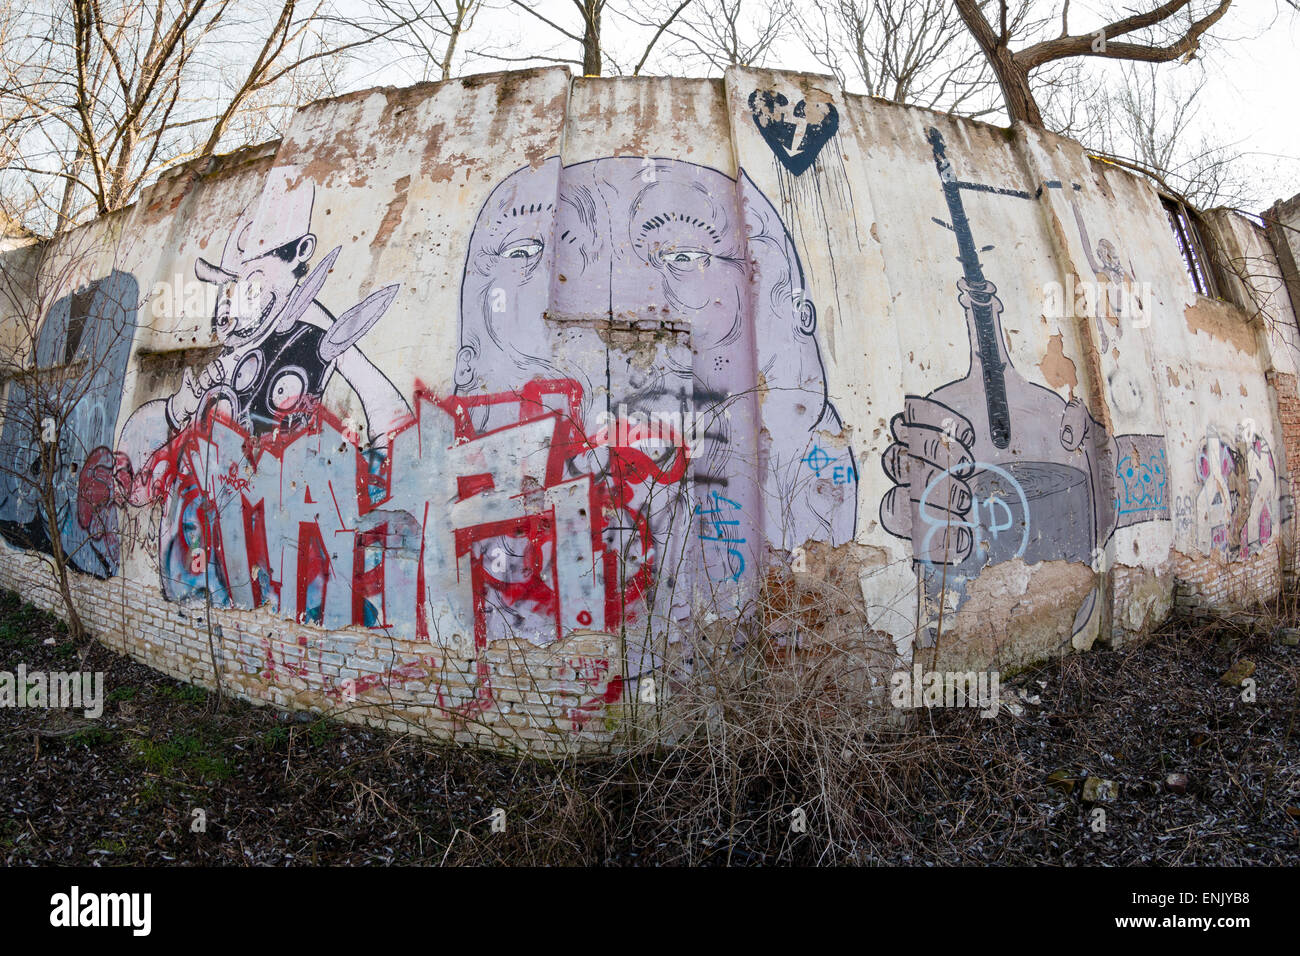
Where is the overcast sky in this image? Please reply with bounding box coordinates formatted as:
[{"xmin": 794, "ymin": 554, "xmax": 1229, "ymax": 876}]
[{"xmin": 1193, "ymin": 4, "xmax": 1299, "ymax": 208}]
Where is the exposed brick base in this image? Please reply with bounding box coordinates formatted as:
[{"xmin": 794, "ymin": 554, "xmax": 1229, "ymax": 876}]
[
  {"xmin": 0, "ymin": 544, "xmax": 626, "ymax": 756},
  {"xmin": 1267, "ymin": 370, "xmax": 1300, "ymax": 573},
  {"xmin": 0, "ymin": 536, "xmax": 1286, "ymax": 754},
  {"xmin": 1172, "ymin": 544, "xmax": 1283, "ymax": 617}
]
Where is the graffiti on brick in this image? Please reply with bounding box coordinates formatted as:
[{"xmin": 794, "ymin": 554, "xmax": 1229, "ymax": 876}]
[
  {"xmin": 0, "ymin": 271, "xmax": 139, "ymax": 577},
  {"xmin": 1193, "ymin": 426, "xmax": 1276, "ymax": 559},
  {"xmin": 59, "ymin": 155, "xmax": 856, "ymax": 721}
]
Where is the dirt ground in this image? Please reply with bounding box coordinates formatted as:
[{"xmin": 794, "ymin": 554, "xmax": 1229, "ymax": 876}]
[{"xmin": 1, "ymin": 587, "xmax": 1297, "ymax": 865}]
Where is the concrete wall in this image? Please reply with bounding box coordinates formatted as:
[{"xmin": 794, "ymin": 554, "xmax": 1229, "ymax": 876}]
[{"xmin": 1, "ymin": 66, "xmax": 1297, "ymax": 753}]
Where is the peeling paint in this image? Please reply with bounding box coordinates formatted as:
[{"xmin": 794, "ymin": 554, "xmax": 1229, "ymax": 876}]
[
  {"xmin": 1038, "ymin": 332, "xmax": 1078, "ymax": 395},
  {"xmin": 1184, "ymin": 299, "xmax": 1258, "ymax": 356}
]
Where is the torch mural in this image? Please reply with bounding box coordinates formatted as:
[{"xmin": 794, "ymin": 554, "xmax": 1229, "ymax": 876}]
[{"xmin": 878, "ymin": 128, "xmax": 1171, "ymax": 642}]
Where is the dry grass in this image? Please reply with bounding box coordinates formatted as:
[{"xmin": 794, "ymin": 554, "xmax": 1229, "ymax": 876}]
[{"xmin": 3, "ymin": 577, "xmax": 1299, "ymax": 865}]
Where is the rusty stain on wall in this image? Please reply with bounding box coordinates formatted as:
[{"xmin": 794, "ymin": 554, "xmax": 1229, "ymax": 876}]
[
  {"xmin": 1184, "ymin": 298, "xmax": 1258, "ymax": 356},
  {"xmin": 371, "ymin": 175, "xmax": 410, "ymax": 250}
]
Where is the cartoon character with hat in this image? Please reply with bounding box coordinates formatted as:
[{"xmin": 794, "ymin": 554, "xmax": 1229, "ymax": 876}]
[
  {"xmin": 171, "ymin": 167, "xmax": 411, "ymax": 440},
  {"xmin": 106, "ymin": 168, "xmax": 412, "ymax": 514}
]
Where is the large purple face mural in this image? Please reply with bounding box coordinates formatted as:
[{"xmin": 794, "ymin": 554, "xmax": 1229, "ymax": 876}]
[{"xmin": 457, "ymin": 156, "xmax": 856, "ymax": 602}]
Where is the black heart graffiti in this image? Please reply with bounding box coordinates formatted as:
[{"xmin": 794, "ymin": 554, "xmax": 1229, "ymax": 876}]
[{"xmin": 748, "ymin": 90, "xmax": 840, "ymax": 176}]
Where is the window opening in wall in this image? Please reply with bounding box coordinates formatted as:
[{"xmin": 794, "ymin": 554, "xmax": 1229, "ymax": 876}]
[{"xmin": 1161, "ymin": 193, "xmax": 1218, "ymax": 298}]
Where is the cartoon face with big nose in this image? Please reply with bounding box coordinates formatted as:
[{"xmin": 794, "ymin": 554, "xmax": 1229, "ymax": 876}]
[{"xmin": 457, "ymin": 156, "xmax": 856, "ymax": 634}]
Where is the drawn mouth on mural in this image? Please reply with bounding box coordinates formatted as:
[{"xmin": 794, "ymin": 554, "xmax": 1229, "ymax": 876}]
[{"xmin": 218, "ymin": 291, "xmax": 277, "ymax": 344}]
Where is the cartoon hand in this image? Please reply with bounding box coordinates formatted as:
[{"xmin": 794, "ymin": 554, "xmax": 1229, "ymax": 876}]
[
  {"xmin": 1059, "ymin": 398, "xmax": 1091, "ymax": 452},
  {"xmin": 166, "ymin": 367, "xmax": 203, "ymax": 427},
  {"xmin": 168, "ymin": 359, "xmax": 232, "ymax": 428},
  {"xmin": 879, "ymin": 396, "xmax": 976, "ymax": 565},
  {"xmin": 195, "ymin": 358, "xmax": 226, "ymax": 394}
]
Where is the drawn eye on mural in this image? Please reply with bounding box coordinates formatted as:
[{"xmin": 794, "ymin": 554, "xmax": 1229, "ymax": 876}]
[
  {"xmin": 457, "ymin": 155, "xmax": 858, "ymax": 663},
  {"xmin": 662, "ymin": 248, "xmax": 710, "ymax": 267},
  {"xmin": 501, "ymin": 238, "xmax": 543, "ymax": 260},
  {"xmin": 879, "ymin": 127, "xmax": 1169, "ymax": 643}
]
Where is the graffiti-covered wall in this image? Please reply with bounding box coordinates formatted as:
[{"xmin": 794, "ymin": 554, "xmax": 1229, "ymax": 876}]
[{"xmin": 1, "ymin": 66, "xmax": 1297, "ymax": 752}]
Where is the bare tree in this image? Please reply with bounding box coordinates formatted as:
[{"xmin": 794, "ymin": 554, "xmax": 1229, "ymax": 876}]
[
  {"xmin": 650, "ymin": 0, "xmax": 790, "ymax": 72},
  {"xmin": 367, "ymin": 0, "xmax": 493, "ymax": 82},
  {"xmin": 0, "ymin": 231, "xmax": 141, "ymax": 651},
  {"xmin": 499, "ymin": 0, "xmax": 606, "ymax": 74},
  {"xmin": 487, "ymin": 0, "xmax": 694, "ymax": 76},
  {"xmin": 1060, "ymin": 61, "xmax": 1256, "ymax": 210},
  {"xmin": 0, "ymin": 1, "xmax": 397, "ymax": 237},
  {"xmin": 196, "ymin": 0, "xmax": 401, "ymax": 159},
  {"xmin": 794, "ymin": 0, "xmax": 1033, "ymax": 118},
  {"xmin": 953, "ymin": 0, "xmax": 1235, "ymax": 127}
]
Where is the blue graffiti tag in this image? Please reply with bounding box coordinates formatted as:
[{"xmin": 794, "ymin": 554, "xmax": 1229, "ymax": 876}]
[
  {"xmin": 695, "ymin": 489, "xmax": 746, "ymax": 582},
  {"xmin": 1115, "ymin": 446, "xmax": 1168, "ymax": 515},
  {"xmin": 917, "ymin": 460, "xmax": 1031, "ymax": 568},
  {"xmin": 803, "ymin": 445, "xmax": 858, "ymax": 484},
  {"xmin": 802, "ymin": 445, "xmax": 834, "ymax": 474}
]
